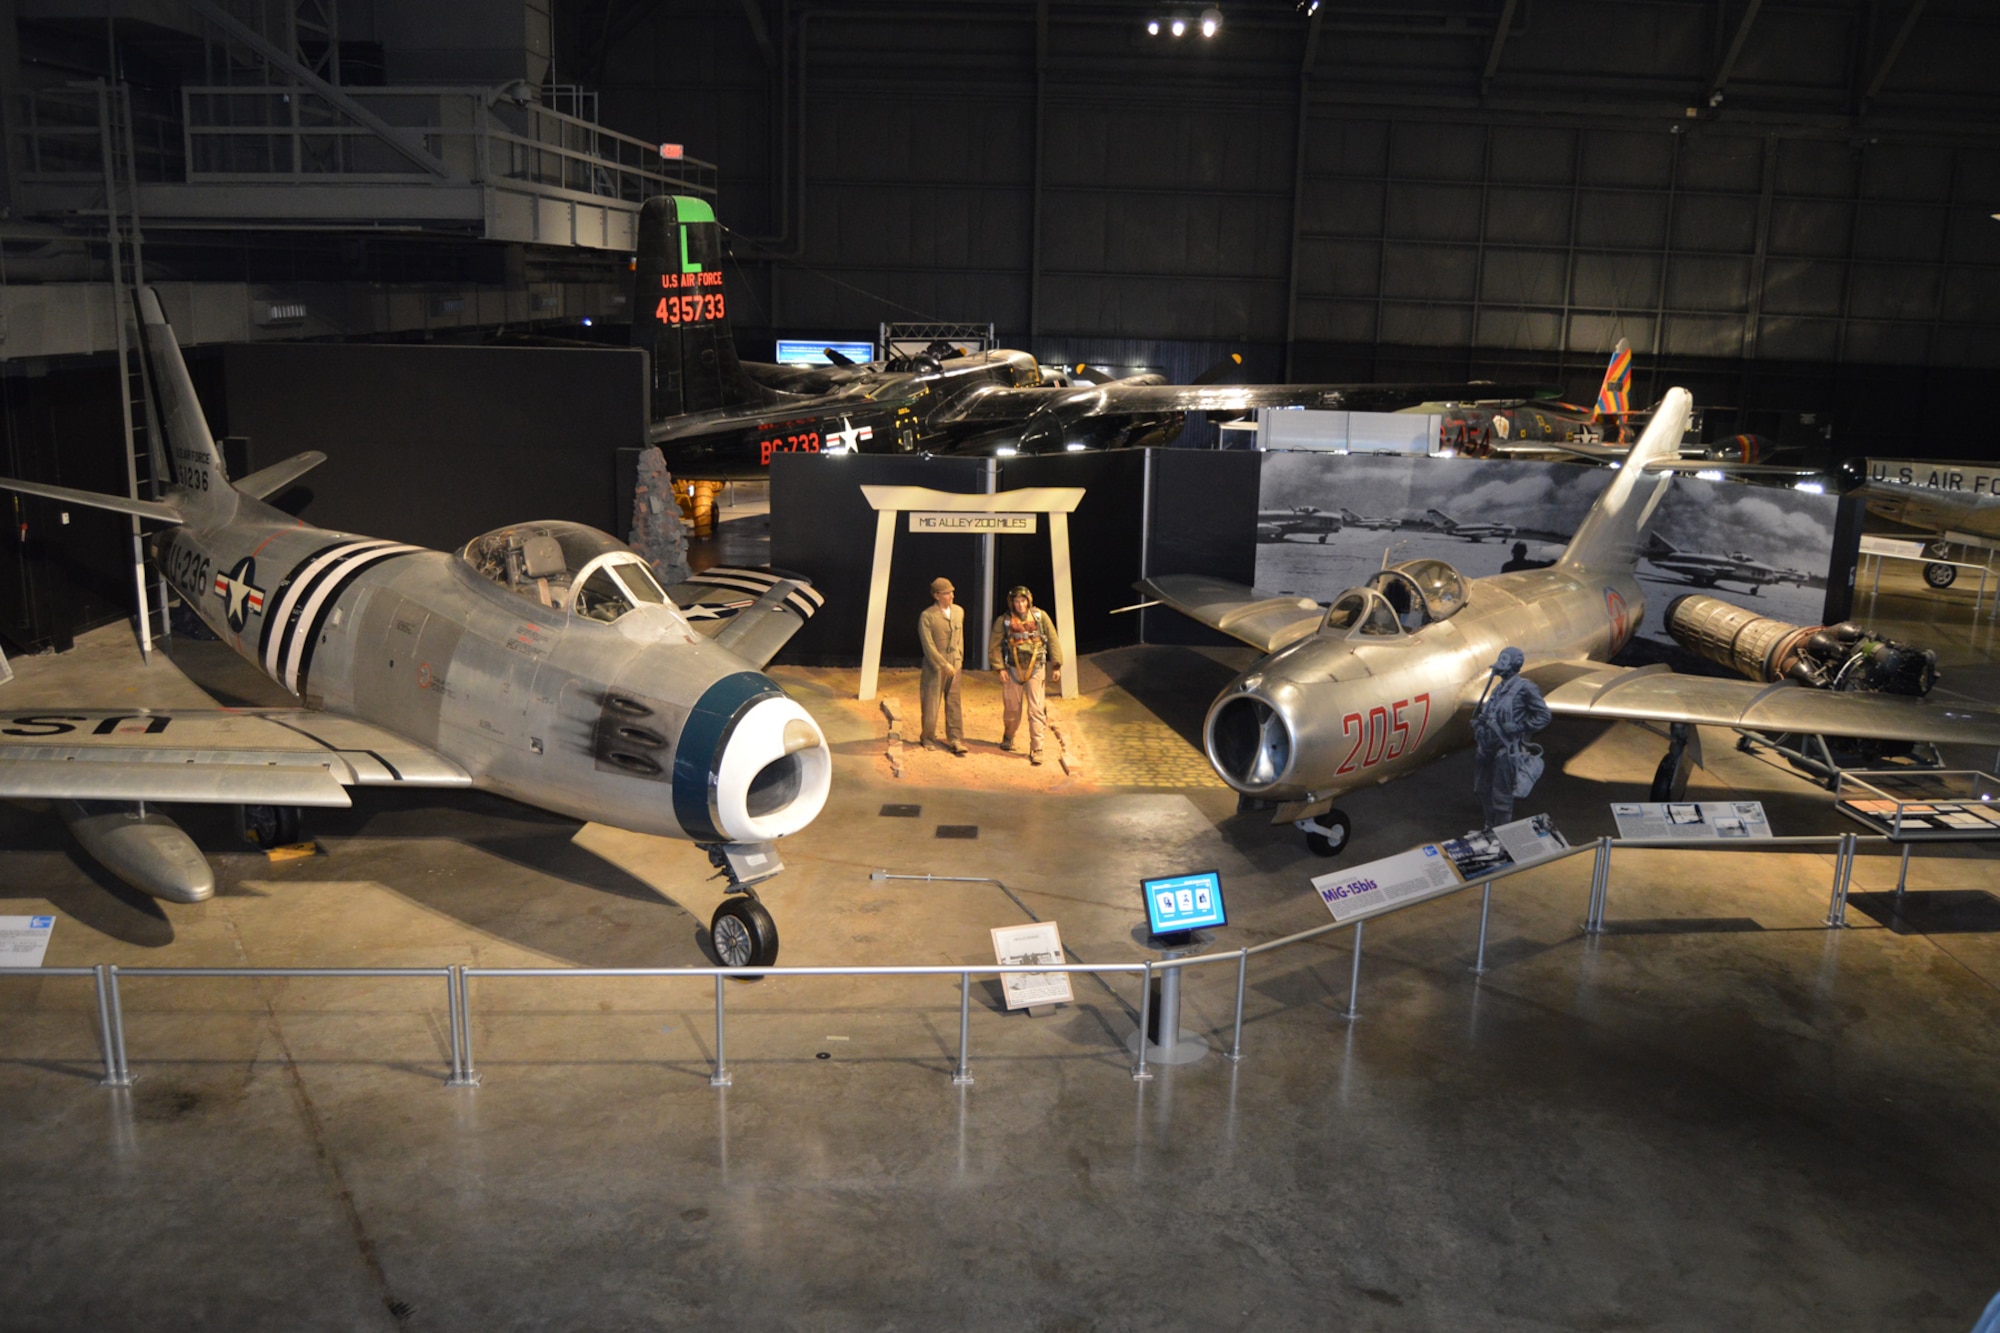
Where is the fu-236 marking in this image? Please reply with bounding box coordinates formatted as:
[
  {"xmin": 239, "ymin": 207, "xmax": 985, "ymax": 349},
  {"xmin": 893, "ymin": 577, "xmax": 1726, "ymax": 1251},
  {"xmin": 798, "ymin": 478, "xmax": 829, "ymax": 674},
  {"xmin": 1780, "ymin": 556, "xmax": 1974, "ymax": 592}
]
[{"xmin": 1335, "ymin": 693, "xmax": 1431, "ymax": 776}]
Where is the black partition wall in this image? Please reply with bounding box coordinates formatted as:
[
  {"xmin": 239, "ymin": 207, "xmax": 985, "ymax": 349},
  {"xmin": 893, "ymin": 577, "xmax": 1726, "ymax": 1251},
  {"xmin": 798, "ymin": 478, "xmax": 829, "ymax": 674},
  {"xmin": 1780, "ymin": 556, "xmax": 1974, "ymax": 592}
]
[
  {"xmin": 768, "ymin": 448, "xmax": 1260, "ymax": 665},
  {"xmin": 220, "ymin": 344, "xmax": 648, "ymax": 551}
]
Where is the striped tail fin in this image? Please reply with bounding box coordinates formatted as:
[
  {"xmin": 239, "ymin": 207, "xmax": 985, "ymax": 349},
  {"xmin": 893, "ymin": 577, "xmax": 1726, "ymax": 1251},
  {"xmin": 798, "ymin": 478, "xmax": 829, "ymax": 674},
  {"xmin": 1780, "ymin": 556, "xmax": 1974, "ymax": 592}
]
[
  {"xmin": 1559, "ymin": 387, "xmax": 1690, "ymax": 576},
  {"xmin": 1591, "ymin": 338, "xmax": 1633, "ymax": 429}
]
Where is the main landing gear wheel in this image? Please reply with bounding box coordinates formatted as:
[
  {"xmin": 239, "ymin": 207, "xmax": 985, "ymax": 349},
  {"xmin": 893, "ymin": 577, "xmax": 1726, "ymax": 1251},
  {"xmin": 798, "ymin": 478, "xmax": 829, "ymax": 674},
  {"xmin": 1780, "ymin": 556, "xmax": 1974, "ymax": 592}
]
[
  {"xmin": 1924, "ymin": 561, "xmax": 1958, "ymax": 589},
  {"xmin": 1299, "ymin": 809, "xmax": 1352, "ymax": 858},
  {"xmin": 710, "ymin": 896, "xmax": 780, "ymax": 969},
  {"xmin": 1650, "ymin": 721, "xmax": 1698, "ymax": 802},
  {"xmin": 237, "ymin": 804, "xmax": 303, "ymax": 849}
]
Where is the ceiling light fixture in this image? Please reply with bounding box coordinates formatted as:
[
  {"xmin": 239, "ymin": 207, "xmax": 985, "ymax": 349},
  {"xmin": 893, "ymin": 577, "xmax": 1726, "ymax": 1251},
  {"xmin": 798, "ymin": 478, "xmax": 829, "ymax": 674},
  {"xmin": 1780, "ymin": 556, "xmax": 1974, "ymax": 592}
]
[
  {"xmin": 1170, "ymin": 17, "xmax": 1186, "ymax": 37},
  {"xmin": 1200, "ymin": 7, "xmax": 1222, "ymax": 37},
  {"xmin": 1147, "ymin": 19, "xmax": 1160, "ymax": 34}
]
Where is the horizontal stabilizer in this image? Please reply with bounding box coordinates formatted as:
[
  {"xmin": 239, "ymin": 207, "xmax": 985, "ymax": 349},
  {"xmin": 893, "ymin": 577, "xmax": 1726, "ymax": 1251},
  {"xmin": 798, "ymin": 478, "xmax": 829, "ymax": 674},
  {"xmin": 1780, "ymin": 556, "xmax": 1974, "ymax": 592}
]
[
  {"xmin": 237, "ymin": 451, "xmax": 327, "ymax": 501},
  {"xmin": 670, "ymin": 566, "xmax": 824, "ymax": 669},
  {"xmin": 0, "ymin": 476, "xmax": 182, "ymax": 524}
]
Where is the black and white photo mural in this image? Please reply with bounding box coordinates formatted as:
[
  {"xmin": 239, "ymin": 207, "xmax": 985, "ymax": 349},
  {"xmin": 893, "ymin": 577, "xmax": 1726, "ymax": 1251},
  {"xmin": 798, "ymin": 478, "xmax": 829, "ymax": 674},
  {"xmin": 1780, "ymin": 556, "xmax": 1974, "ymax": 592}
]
[{"xmin": 1253, "ymin": 452, "xmax": 1849, "ymax": 667}]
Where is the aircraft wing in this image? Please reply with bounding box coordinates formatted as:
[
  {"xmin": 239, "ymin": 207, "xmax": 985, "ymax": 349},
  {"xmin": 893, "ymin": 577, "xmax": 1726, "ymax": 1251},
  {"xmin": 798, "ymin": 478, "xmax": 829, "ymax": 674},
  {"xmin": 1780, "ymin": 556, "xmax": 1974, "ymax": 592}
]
[
  {"xmin": 1541, "ymin": 664, "xmax": 2000, "ymax": 746},
  {"xmin": 1138, "ymin": 576, "xmax": 1324, "ymax": 654},
  {"xmin": 0, "ymin": 709, "xmax": 472, "ymax": 804},
  {"xmin": 668, "ymin": 566, "xmax": 824, "ymax": 669},
  {"xmin": 936, "ymin": 381, "xmax": 1553, "ymax": 425}
]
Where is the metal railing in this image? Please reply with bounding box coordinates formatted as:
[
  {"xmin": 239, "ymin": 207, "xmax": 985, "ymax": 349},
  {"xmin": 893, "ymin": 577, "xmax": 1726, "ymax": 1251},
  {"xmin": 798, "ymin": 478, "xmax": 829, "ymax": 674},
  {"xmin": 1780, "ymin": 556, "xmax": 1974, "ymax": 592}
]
[
  {"xmin": 12, "ymin": 831, "xmax": 1901, "ymax": 1092},
  {"xmin": 179, "ymin": 86, "xmax": 717, "ymax": 200},
  {"xmin": 15, "ymin": 83, "xmax": 715, "ymax": 202}
]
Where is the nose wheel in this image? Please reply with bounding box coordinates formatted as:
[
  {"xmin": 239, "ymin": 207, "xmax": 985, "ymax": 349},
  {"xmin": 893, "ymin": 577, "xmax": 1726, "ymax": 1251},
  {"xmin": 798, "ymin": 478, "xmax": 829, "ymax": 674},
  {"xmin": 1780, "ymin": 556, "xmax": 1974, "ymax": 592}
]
[
  {"xmin": 709, "ymin": 895, "xmax": 780, "ymax": 969},
  {"xmin": 701, "ymin": 842, "xmax": 784, "ymax": 968},
  {"xmin": 1297, "ymin": 809, "xmax": 1351, "ymax": 857}
]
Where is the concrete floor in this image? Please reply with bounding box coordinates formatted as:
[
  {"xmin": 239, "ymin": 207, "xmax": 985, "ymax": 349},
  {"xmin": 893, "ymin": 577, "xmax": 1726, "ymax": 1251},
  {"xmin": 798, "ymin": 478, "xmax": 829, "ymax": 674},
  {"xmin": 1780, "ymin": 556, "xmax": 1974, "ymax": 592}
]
[{"xmin": 4, "ymin": 557, "xmax": 2000, "ymax": 1330}]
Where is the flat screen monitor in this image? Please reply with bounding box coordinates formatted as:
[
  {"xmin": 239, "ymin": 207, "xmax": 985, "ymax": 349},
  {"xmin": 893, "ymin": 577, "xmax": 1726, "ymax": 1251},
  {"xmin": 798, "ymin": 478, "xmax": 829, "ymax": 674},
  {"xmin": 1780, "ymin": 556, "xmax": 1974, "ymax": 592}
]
[
  {"xmin": 1142, "ymin": 870, "xmax": 1226, "ymax": 936},
  {"xmin": 775, "ymin": 340, "xmax": 876, "ymax": 366}
]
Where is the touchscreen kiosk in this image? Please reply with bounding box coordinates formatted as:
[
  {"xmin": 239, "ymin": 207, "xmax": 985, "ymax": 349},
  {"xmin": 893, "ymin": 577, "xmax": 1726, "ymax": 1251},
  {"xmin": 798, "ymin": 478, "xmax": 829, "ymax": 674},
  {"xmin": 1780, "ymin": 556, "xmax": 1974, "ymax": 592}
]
[{"xmin": 1142, "ymin": 870, "xmax": 1226, "ymax": 941}]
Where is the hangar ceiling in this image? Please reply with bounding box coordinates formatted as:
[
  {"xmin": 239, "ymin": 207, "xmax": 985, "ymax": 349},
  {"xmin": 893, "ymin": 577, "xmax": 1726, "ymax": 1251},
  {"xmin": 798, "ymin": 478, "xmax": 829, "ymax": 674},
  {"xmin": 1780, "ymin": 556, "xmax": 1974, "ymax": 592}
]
[{"xmin": 566, "ymin": 0, "xmax": 2000, "ymax": 446}]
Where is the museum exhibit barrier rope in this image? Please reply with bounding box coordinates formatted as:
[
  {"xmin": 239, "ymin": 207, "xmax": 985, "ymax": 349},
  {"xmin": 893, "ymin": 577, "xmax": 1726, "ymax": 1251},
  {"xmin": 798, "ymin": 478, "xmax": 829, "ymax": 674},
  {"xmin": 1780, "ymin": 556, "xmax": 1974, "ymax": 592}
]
[{"xmin": 23, "ymin": 832, "xmax": 1889, "ymax": 1090}]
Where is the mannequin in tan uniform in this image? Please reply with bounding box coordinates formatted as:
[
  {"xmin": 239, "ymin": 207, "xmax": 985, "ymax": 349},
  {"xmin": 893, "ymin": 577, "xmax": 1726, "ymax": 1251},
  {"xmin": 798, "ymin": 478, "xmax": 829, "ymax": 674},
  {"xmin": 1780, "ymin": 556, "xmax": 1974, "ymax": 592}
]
[
  {"xmin": 988, "ymin": 585, "xmax": 1063, "ymax": 765},
  {"xmin": 917, "ymin": 576, "xmax": 967, "ymax": 755}
]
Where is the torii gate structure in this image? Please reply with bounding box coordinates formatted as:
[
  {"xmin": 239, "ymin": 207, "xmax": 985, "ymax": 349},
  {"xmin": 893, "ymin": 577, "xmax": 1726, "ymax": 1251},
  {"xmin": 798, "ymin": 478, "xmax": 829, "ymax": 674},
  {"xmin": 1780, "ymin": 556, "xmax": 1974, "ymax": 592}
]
[{"xmin": 855, "ymin": 483, "xmax": 1086, "ymax": 703}]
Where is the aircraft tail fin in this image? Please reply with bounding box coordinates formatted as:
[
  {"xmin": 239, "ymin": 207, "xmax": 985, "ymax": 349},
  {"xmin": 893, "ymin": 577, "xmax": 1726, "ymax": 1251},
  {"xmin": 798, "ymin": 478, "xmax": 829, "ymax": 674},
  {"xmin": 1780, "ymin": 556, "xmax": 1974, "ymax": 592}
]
[
  {"xmin": 632, "ymin": 196, "xmax": 772, "ymax": 420},
  {"xmin": 136, "ymin": 288, "xmax": 239, "ymax": 527},
  {"xmin": 1591, "ymin": 338, "xmax": 1633, "ymax": 436},
  {"xmin": 1423, "ymin": 508, "xmax": 1456, "ymax": 530},
  {"xmin": 1559, "ymin": 387, "xmax": 1690, "ymax": 576}
]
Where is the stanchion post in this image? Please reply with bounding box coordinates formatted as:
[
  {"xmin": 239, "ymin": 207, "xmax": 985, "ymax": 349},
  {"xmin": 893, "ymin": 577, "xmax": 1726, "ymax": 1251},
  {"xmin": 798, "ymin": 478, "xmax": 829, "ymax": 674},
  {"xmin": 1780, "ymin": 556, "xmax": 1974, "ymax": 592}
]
[
  {"xmin": 1341, "ymin": 920, "xmax": 1364, "ymax": 1021},
  {"xmin": 1585, "ymin": 836, "xmax": 1612, "ymax": 934},
  {"xmin": 1825, "ymin": 832, "xmax": 1855, "ymax": 928},
  {"xmin": 1472, "ymin": 882, "xmax": 1494, "ymax": 974},
  {"xmin": 446, "ymin": 965, "xmax": 480, "ymax": 1087},
  {"xmin": 1894, "ymin": 840, "xmax": 1913, "ymax": 905},
  {"xmin": 1132, "ymin": 961, "xmax": 1154, "ymax": 1081},
  {"xmin": 104, "ymin": 964, "xmax": 131, "ymax": 1087},
  {"xmin": 710, "ymin": 974, "xmax": 731, "ymax": 1087},
  {"xmin": 953, "ymin": 971, "xmax": 973, "ymax": 1086},
  {"xmin": 1225, "ymin": 949, "xmax": 1249, "ymax": 1063},
  {"xmin": 92, "ymin": 963, "xmax": 130, "ymax": 1088}
]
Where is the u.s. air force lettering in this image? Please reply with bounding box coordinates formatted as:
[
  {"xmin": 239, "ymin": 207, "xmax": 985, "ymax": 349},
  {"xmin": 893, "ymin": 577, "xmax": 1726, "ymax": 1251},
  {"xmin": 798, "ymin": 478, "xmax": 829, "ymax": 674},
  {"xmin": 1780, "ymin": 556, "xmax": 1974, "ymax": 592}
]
[{"xmin": 909, "ymin": 512, "xmax": 1035, "ymax": 534}]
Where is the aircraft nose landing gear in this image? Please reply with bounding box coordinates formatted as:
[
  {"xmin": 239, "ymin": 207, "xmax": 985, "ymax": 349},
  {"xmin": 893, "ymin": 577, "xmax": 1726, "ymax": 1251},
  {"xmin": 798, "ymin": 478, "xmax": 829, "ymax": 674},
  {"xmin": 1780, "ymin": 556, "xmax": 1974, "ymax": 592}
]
[
  {"xmin": 701, "ymin": 842, "xmax": 784, "ymax": 968},
  {"xmin": 1296, "ymin": 809, "xmax": 1352, "ymax": 858}
]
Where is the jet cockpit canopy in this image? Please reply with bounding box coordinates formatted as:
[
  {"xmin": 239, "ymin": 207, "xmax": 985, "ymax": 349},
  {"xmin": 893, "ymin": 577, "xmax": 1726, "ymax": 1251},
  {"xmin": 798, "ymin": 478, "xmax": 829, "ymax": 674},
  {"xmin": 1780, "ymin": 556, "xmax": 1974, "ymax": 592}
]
[
  {"xmin": 462, "ymin": 521, "xmax": 682, "ymax": 625},
  {"xmin": 1321, "ymin": 558, "xmax": 1469, "ymax": 639}
]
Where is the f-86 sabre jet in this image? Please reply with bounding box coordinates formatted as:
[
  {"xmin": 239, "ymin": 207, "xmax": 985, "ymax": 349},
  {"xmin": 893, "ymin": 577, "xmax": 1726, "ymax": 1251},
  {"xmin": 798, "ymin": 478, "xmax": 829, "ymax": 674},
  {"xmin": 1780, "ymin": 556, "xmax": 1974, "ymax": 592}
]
[
  {"xmin": 0, "ymin": 290, "xmax": 829, "ymax": 967},
  {"xmin": 1842, "ymin": 458, "xmax": 2000, "ymax": 589},
  {"xmin": 634, "ymin": 196, "xmax": 1549, "ymax": 479},
  {"xmin": 1142, "ymin": 389, "xmax": 2000, "ymax": 855}
]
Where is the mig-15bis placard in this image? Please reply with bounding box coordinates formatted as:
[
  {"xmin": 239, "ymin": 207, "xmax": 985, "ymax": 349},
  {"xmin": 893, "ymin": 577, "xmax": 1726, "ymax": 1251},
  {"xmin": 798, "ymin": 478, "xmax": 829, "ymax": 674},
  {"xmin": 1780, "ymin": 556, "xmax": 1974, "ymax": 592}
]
[
  {"xmin": 0, "ymin": 290, "xmax": 828, "ymax": 967},
  {"xmin": 632, "ymin": 196, "xmax": 1551, "ymax": 480},
  {"xmin": 1141, "ymin": 390, "xmax": 2000, "ymax": 856}
]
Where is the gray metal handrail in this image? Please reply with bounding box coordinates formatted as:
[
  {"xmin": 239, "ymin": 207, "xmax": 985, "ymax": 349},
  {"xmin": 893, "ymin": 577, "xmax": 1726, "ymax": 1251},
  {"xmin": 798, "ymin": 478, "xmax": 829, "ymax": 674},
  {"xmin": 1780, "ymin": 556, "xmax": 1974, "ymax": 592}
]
[{"xmin": 23, "ymin": 829, "xmax": 1907, "ymax": 1092}]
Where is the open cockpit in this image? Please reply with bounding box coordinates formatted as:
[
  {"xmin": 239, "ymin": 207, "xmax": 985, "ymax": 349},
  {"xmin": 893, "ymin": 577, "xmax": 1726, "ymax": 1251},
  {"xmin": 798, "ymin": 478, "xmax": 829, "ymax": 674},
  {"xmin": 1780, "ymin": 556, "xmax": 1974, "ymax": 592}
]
[
  {"xmin": 461, "ymin": 522, "xmax": 686, "ymax": 626},
  {"xmin": 1321, "ymin": 558, "xmax": 1468, "ymax": 639}
]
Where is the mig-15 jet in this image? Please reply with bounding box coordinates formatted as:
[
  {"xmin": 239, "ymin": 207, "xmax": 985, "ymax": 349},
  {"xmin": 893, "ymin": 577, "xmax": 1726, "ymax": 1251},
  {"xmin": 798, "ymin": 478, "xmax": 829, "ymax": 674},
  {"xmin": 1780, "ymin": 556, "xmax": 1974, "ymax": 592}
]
[
  {"xmin": 0, "ymin": 290, "xmax": 829, "ymax": 966},
  {"xmin": 1141, "ymin": 389, "xmax": 2000, "ymax": 855},
  {"xmin": 1256, "ymin": 506, "xmax": 1344, "ymax": 543},
  {"xmin": 1640, "ymin": 533, "xmax": 1796, "ymax": 594},
  {"xmin": 1338, "ymin": 508, "xmax": 1400, "ymax": 531},
  {"xmin": 1421, "ymin": 508, "xmax": 1517, "ymax": 543},
  {"xmin": 634, "ymin": 196, "xmax": 1548, "ymax": 479}
]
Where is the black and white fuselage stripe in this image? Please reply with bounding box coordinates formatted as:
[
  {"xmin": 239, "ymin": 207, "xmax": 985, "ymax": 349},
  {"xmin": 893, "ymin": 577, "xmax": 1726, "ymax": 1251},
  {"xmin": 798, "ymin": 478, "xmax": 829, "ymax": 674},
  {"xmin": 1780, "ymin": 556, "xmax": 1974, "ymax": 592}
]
[{"xmin": 259, "ymin": 539, "xmax": 423, "ymax": 694}]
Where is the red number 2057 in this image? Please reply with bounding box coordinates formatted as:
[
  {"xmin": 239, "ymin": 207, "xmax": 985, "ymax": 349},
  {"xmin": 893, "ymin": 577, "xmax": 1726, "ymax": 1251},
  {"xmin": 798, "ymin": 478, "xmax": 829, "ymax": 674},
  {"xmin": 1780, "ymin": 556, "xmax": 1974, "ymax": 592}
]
[{"xmin": 1336, "ymin": 693, "xmax": 1431, "ymax": 776}]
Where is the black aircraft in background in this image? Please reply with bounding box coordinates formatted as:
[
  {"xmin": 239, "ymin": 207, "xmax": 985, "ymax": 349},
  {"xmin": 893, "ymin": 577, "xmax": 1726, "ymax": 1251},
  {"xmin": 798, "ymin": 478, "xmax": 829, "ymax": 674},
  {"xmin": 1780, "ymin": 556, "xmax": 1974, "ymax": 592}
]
[{"xmin": 633, "ymin": 196, "xmax": 1551, "ymax": 480}]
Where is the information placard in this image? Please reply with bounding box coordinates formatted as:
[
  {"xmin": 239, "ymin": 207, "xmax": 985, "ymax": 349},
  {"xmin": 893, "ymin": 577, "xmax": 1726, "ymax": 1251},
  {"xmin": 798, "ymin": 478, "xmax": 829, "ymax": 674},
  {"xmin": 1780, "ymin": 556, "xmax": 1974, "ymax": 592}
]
[
  {"xmin": 1611, "ymin": 801, "xmax": 1773, "ymax": 840},
  {"xmin": 1439, "ymin": 815, "xmax": 1570, "ymax": 878},
  {"xmin": 0, "ymin": 916, "xmax": 55, "ymax": 968},
  {"xmin": 990, "ymin": 922, "xmax": 1074, "ymax": 1010},
  {"xmin": 1311, "ymin": 845, "xmax": 1461, "ymax": 922}
]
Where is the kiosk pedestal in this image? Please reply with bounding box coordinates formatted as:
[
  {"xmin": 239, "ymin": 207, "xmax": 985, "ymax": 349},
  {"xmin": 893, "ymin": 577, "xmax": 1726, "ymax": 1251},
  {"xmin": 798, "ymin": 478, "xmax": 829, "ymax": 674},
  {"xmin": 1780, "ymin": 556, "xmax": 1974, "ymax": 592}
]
[{"xmin": 1124, "ymin": 927, "xmax": 1209, "ymax": 1066}]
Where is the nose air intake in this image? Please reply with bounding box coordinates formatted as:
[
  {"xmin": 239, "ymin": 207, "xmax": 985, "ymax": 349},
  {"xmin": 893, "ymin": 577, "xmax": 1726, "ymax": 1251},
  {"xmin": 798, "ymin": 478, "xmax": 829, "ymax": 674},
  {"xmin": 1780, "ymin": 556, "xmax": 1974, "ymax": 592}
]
[
  {"xmin": 672, "ymin": 672, "xmax": 832, "ymax": 843},
  {"xmin": 1208, "ymin": 692, "xmax": 1293, "ymax": 790}
]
